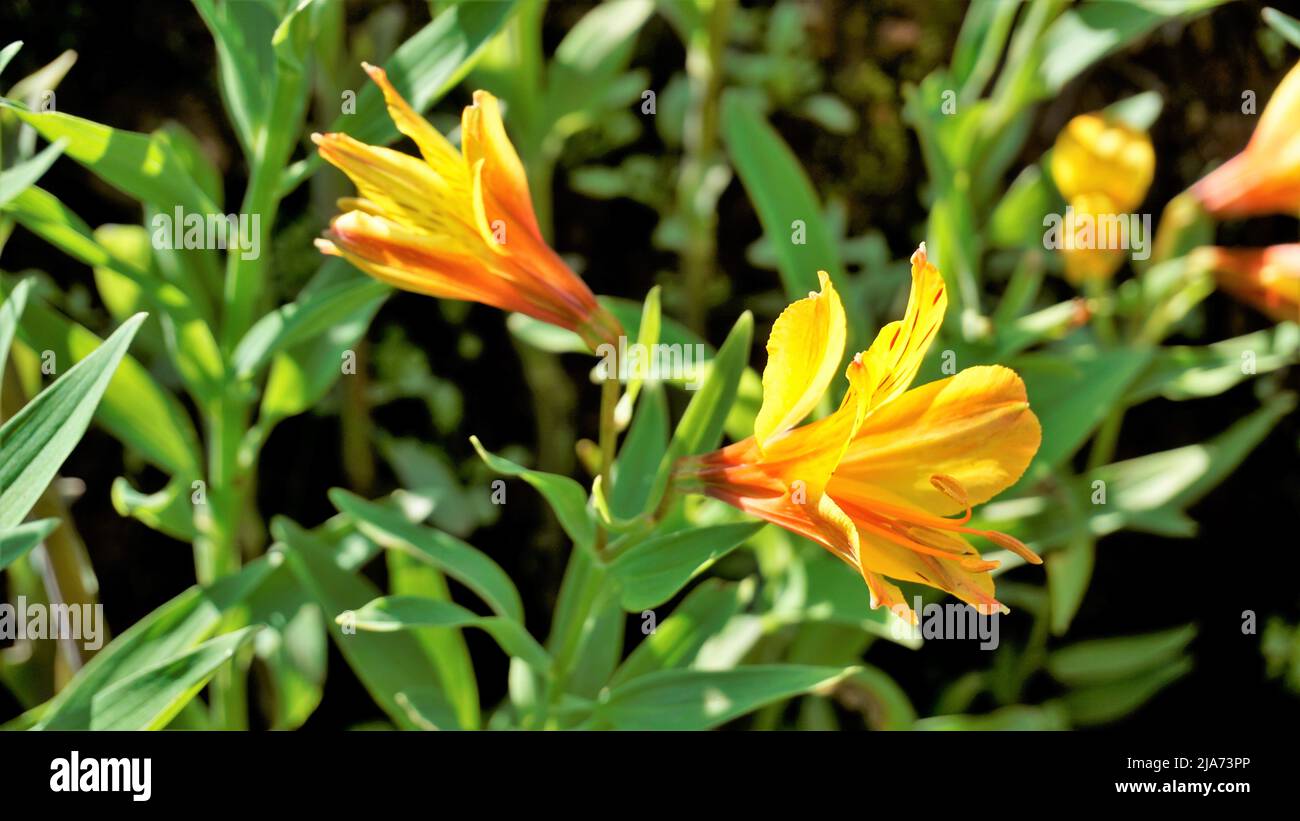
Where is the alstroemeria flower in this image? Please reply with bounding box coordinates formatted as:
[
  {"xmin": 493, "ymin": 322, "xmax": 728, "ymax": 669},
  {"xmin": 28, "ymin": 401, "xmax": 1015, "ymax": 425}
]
[
  {"xmin": 314, "ymin": 64, "xmax": 622, "ymax": 351},
  {"xmin": 1049, "ymin": 113, "xmax": 1155, "ymax": 283},
  {"xmin": 677, "ymin": 246, "xmax": 1042, "ymax": 620},
  {"xmin": 1192, "ymin": 60, "xmax": 1300, "ymax": 218},
  {"xmin": 1193, "ymin": 244, "xmax": 1300, "ymax": 323}
]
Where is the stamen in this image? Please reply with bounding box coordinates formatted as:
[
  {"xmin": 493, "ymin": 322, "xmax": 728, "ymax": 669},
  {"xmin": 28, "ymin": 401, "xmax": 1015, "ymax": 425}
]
[
  {"xmin": 930, "ymin": 473, "xmax": 969, "ymax": 508},
  {"xmin": 894, "ymin": 523, "xmax": 968, "ymax": 555},
  {"xmin": 980, "ymin": 530, "xmax": 1043, "ymax": 565},
  {"xmin": 863, "ymin": 519, "xmax": 978, "ymax": 565},
  {"xmin": 959, "ymin": 557, "xmax": 1001, "ymax": 573}
]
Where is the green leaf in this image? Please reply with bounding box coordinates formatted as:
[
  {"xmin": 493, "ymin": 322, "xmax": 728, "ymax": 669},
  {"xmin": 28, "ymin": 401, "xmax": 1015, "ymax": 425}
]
[
  {"xmin": 1, "ymin": 104, "xmax": 217, "ymax": 214},
  {"xmin": 154, "ymin": 120, "xmax": 224, "ymax": 210},
  {"xmin": 1264, "ymin": 6, "xmax": 1300, "ymax": 48},
  {"xmin": 916, "ymin": 703, "xmax": 1070, "ymax": 730},
  {"xmin": 609, "ymin": 382, "xmax": 668, "ymax": 519},
  {"xmin": 721, "ymin": 92, "xmax": 846, "ymax": 308},
  {"xmin": 1016, "ymin": 346, "xmax": 1153, "ymax": 475},
  {"xmin": 111, "ymin": 476, "xmax": 198, "ymax": 542},
  {"xmin": 274, "ymin": 517, "xmax": 463, "ymax": 729},
  {"xmin": 1047, "ymin": 529, "xmax": 1094, "ymax": 635},
  {"xmin": 259, "ymin": 261, "xmax": 390, "ymax": 424},
  {"xmin": 1126, "ymin": 325, "xmax": 1300, "ymax": 403},
  {"xmin": 609, "ymin": 579, "xmax": 750, "ymax": 686},
  {"xmin": 0, "ymin": 313, "xmax": 144, "ymax": 531},
  {"xmin": 1062, "ymin": 656, "xmax": 1193, "ymax": 727},
  {"xmin": 3, "ymin": 187, "xmax": 224, "ymax": 398},
  {"xmin": 776, "ymin": 550, "xmax": 917, "ymax": 647},
  {"xmin": 1048, "ymin": 624, "xmax": 1197, "ymax": 687},
  {"xmin": 1027, "ymin": 0, "xmax": 1226, "ymax": 104},
  {"xmin": 190, "ymin": 0, "xmax": 275, "ymax": 154},
  {"xmin": 0, "ymin": 137, "xmax": 65, "ymax": 208},
  {"xmin": 244, "ymin": 560, "xmax": 327, "ymax": 731},
  {"xmin": 0, "ymin": 41, "xmax": 22, "ymax": 77},
  {"xmin": 0, "ymin": 517, "xmax": 59, "ymax": 571},
  {"xmin": 665, "ymin": 311, "xmax": 753, "ymax": 460},
  {"xmin": 840, "ymin": 665, "xmax": 918, "ymax": 729},
  {"xmin": 37, "ymin": 559, "xmax": 275, "ymax": 729},
  {"xmin": 0, "ymin": 277, "xmax": 32, "ymax": 405},
  {"xmin": 612, "ymin": 285, "xmax": 661, "ymax": 427},
  {"xmin": 1086, "ymin": 392, "xmax": 1297, "ymax": 515},
  {"xmin": 329, "ymin": 489, "xmax": 524, "ymax": 622},
  {"xmin": 609, "ymin": 521, "xmax": 765, "ymax": 611},
  {"xmin": 545, "ymin": 0, "xmax": 654, "ymax": 124},
  {"xmin": 233, "ymin": 272, "xmax": 390, "ymax": 380},
  {"xmin": 346, "ymin": 596, "xmax": 551, "ymax": 673},
  {"xmin": 470, "ymin": 435, "xmax": 596, "ymax": 552},
  {"xmin": 82, "ymin": 626, "xmax": 261, "ymax": 730},
  {"xmin": 0, "ymin": 279, "xmax": 202, "ymax": 476},
  {"xmin": 384, "ymin": 549, "xmax": 478, "ymax": 729},
  {"xmin": 595, "ymin": 665, "xmax": 856, "ymax": 730},
  {"xmin": 988, "ymin": 165, "xmax": 1062, "ymax": 250}
]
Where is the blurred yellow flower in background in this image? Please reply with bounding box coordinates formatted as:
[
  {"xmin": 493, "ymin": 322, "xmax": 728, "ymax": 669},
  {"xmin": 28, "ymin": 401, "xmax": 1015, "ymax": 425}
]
[
  {"xmin": 677, "ymin": 246, "xmax": 1042, "ymax": 621},
  {"xmin": 314, "ymin": 64, "xmax": 623, "ymax": 352},
  {"xmin": 1050, "ymin": 113, "xmax": 1155, "ymax": 283}
]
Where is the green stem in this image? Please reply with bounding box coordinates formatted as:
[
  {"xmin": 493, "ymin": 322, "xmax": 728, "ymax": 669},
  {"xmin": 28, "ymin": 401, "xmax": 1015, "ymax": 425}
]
[
  {"xmin": 201, "ymin": 395, "xmax": 252, "ymax": 729},
  {"xmin": 1087, "ymin": 406, "xmax": 1124, "ymax": 473},
  {"xmin": 1083, "ymin": 278, "xmax": 1118, "ymax": 346},
  {"xmin": 676, "ymin": 0, "xmax": 732, "ymax": 335},
  {"xmin": 538, "ymin": 367, "xmax": 621, "ymax": 728},
  {"xmin": 222, "ymin": 63, "xmax": 309, "ymax": 350},
  {"xmin": 595, "ymin": 373, "xmax": 620, "ymax": 554}
]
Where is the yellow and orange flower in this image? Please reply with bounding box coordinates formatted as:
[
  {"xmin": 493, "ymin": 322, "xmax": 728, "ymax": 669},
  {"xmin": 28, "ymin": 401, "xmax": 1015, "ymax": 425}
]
[
  {"xmin": 1049, "ymin": 112, "xmax": 1155, "ymax": 283},
  {"xmin": 1192, "ymin": 60, "xmax": 1300, "ymax": 218},
  {"xmin": 676, "ymin": 246, "xmax": 1042, "ymax": 620},
  {"xmin": 1193, "ymin": 244, "xmax": 1300, "ymax": 323},
  {"xmin": 314, "ymin": 64, "xmax": 622, "ymax": 351}
]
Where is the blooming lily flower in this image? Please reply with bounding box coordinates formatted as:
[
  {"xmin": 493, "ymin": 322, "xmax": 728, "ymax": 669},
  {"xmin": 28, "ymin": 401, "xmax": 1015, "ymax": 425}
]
[
  {"xmin": 1192, "ymin": 60, "xmax": 1300, "ymax": 218},
  {"xmin": 677, "ymin": 246, "xmax": 1042, "ymax": 620},
  {"xmin": 1192, "ymin": 244, "xmax": 1300, "ymax": 323},
  {"xmin": 1049, "ymin": 112, "xmax": 1155, "ymax": 283},
  {"xmin": 314, "ymin": 64, "xmax": 623, "ymax": 351}
]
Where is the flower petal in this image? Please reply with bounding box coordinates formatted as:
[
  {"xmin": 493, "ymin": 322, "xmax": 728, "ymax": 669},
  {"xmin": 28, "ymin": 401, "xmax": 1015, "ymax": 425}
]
[
  {"xmin": 830, "ymin": 365, "xmax": 1041, "ymax": 517},
  {"xmin": 313, "ymin": 132, "xmax": 468, "ymax": 234},
  {"xmin": 325, "ymin": 211, "xmax": 572, "ymax": 325},
  {"xmin": 760, "ymin": 352, "xmax": 871, "ymax": 498},
  {"xmin": 754, "ymin": 271, "xmax": 847, "ymax": 450},
  {"xmin": 855, "ymin": 527, "xmax": 1002, "ymax": 613},
  {"xmin": 360, "ymin": 62, "xmax": 468, "ymax": 196},
  {"xmin": 461, "ymin": 90, "xmax": 543, "ymax": 241},
  {"xmin": 1049, "ymin": 113, "xmax": 1154, "ymax": 213},
  {"xmin": 858, "ymin": 244, "xmax": 946, "ymax": 411}
]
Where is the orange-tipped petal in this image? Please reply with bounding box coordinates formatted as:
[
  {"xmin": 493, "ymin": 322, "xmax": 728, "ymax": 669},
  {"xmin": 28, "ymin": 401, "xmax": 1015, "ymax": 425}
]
[
  {"xmin": 859, "ymin": 243, "xmax": 946, "ymax": 410},
  {"xmin": 461, "ymin": 90, "xmax": 543, "ymax": 242},
  {"xmin": 359, "ymin": 62, "xmax": 465, "ymax": 185},
  {"xmin": 1195, "ymin": 244, "xmax": 1300, "ymax": 323},
  {"xmin": 313, "ymin": 75, "xmax": 623, "ymax": 351},
  {"xmin": 1192, "ymin": 61, "xmax": 1300, "ymax": 217}
]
